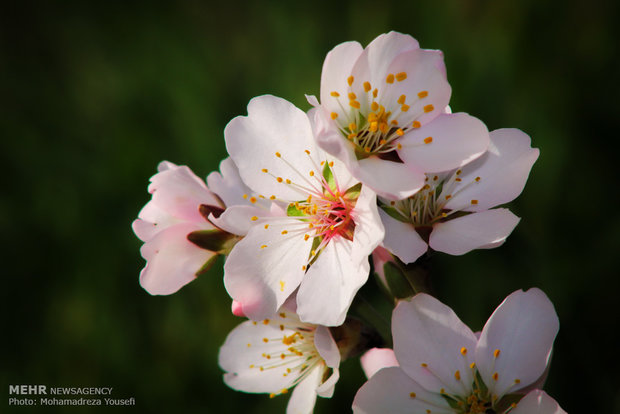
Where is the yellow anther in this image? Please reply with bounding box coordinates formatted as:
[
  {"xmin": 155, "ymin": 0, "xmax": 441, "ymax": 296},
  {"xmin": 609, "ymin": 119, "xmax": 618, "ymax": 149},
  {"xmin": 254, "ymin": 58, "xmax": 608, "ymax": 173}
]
[
  {"xmin": 262, "ymin": 168, "xmax": 268, "ymax": 173},
  {"xmin": 401, "ymin": 104, "xmax": 410, "ymax": 112},
  {"xmin": 263, "ymin": 319, "xmax": 270, "ymax": 324},
  {"xmin": 372, "ymin": 88, "xmax": 378, "ymax": 98},
  {"xmin": 418, "ymin": 90, "xmax": 428, "ymax": 98},
  {"xmin": 470, "ymin": 362, "xmax": 476, "ymax": 369},
  {"xmin": 409, "ymin": 392, "xmax": 416, "ymax": 398},
  {"xmin": 309, "ymin": 171, "xmax": 314, "ymax": 176},
  {"xmin": 275, "ymin": 152, "xmax": 281, "ymax": 157},
  {"xmin": 348, "ymin": 92, "xmax": 357, "ymax": 100},
  {"xmin": 260, "ymin": 245, "xmax": 267, "ymax": 249},
  {"xmin": 243, "ymin": 194, "xmax": 248, "ymax": 199},
  {"xmin": 396, "ymin": 128, "xmax": 404, "ymax": 136},
  {"xmin": 391, "ymin": 119, "xmax": 399, "ymax": 125},
  {"xmin": 280, "ymin": 353, "xmax": 286, "ymax": 359},
  {"xmin": 281, "ymin": 230, "xmax": 288, "ymax": 235},
  {"xmin": 349, "ymin": 122, "xmax": 357, "ymax": 131},
  {"xmin": 494, "ymin": 349, "xmax": 501, "ymax": 358},
  {"xmin": 307, "ymin": 195, "xmax": 312, "ymax": 203},
  {"xmin": 311, "ymin": 250, "xmax": 316, "ymax": 256},
  {"xmin": 396, "ymin": 72, "xmax": 407, "ymax": 81},
  {"xmin": 424, "ymin": 137, "xmax": 433, "ymax": 144},
  {"xmin": 250, "ymin": 196, "xmax": 257, "ymax": 203},
  {"xmin": 347, "ymin": 133, "xmax": 356, "ymax": 139},
  {"xmin": 276, "ymin": 177, "xmax": 283, "ymax": 183},
  {"xmin": 421, "ymin": 363, "xmax": 428, "ymax": 368},
  {"xmin": 247, "ymin": 344, "xmax": 251, "ymax": 348},
  {"xmin": 285, "ymin": 179, "xmax": 291, "ymax": 184},
  {"xmin": 445, "ymin": 195, "xmax": 452, "ymax": 200},
  {"xmin": 364, "ymin": 147, "xmax": 371, "ymax": 153},
  {"xmin": 461, "ymin": 347, "xmax": 468, "ymax": 355},
  {"xmin": 259, "ymin": 367, "xmax": 264, "ymax": 371},
  {"xmin": 330, "ymin": 91, "xmax": 340, "ymax": 97},
  {"xmin": 279, "ymin": 281, "xmax": 285, "ymax": 291},
  {"xmin": 302, "ymin": 265, "xmax": 306, "ymax": 271},
  {"xmin": 515, "ymin": 379, "xmax": 521, "ymax": 384},
  {"xmin": 281, "ymin": 389, "xmax": 288, "ymax": 395},
  {"xmin": 304, "ymin": 234, "xmax": 310, "ymax": 241},
  {"xmin": 279, "ymin": 312, "xmax": 286, "ymax": 318},
  {"xmin": 363, "ymin": 81, "xmax": 371, "ymax": 92},
  {"xmin": 397, "ymin": 143, "xmax": 402, "ymax": 150},
  {"xmin": 369, "ymin": 121, "xmax": 378, "ymax": 132},
  {"xmin": 330, "ymin": 112, "xmax": 338, "ymax": 120},
  {"xmin": 456, "ymin": 169, "xmax": 462, "ymax": 175},
  {"xmin": 493, "ymin": 372, "xmax": 499, "ymax": 381},
  {"xmin": 329, "ymin": 161, "xmax": 334, "ymax": 167},
  {"xmin": 269, "ymin": 393, "xmax": 276, "ymax": 399},
  {"xmin": 455, "ymin": 178, "xmax": 462, "ymax": 182},
  {"xmin": 270, "ymin": 195, "xmax": 276, "ymax": 200},
  {"xmin": 440, "ymin": 388, "xmax": 446, "ymax": 394},
  {"xmin": 347, "ymin": 76, "xmax": 354, "ymax": 86},
  {"xmin": 252, "ymin": 321, "xmax": 257, "ymax": 325},
  {"xmin": 455, "ymin": 370, "xmax": 461, "ymax": 380},
  {"xmin": 349, "ymin": 100, "xmax": 361, "ymax": 109},
  {"xmin": 386, "ymin": 74, "xmax": 395, "ymax": 84},
  {"xmin": 379, "ymin": 139, "xmax": 387, "ymax": 145},
  {"xmin": 251, "ymin": 216, "xmax": 258, "ymax": 221},
  {"xmin": 471, "ymin": 199, "xmax": 478, "ymax": 205},
  {"xmin": 390, "ymin": 201, "xmax": 396, "ymax": 206},
  {"xmin": 475, "ymin": 176, "xmax": 481, "ymax": 182},
  {"xmin": 379, "ymin": 122, "xmax": 388, "ymax": 133},
  {"xmin": 398, "ymin": 95, "xmax": 406, "ymax": 105},
  {"xmin": 370, "ymin": 102, "xmax": 379, "ymax": 112},
  {"xmin": 423, "ymin": 104, "xmax": 434, "ymax": 113},
  {"xmin": 368, "ymin": 112, "xmax": 377, "ymax": 122},
  {"xmin": 412, "ymin": 120, "xmax": 421, "ymax": 128},
  {"xmin": 305, "ymin": 149, "xmax": 310, "ymax": 155},
  {"xmin": 263, "ymin": 338, "xmax": 269, "ymax": 343},
  {"xmin": 308, "ymin": 223, "xmax": 314, "ymax": 228}
]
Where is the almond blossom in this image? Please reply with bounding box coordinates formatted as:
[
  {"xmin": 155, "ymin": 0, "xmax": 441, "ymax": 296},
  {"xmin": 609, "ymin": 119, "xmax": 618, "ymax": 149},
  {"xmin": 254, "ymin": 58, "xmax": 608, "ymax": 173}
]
[
  {"xmin": 378, "ymin": 128, "xmax": 539, "ymax": 263},
  {"xmin": 352, "ymin": 288, "xmax": 564, "ymax": 414},
  {"xmin": 309, "ymin": 31, "xmax": 490, "ymax": 200},
  {"xmin": 223, "ymin": 94, "xmax": 384, "ymax": 326},
  {"xmin": 219, "ymin": 309, "xmax": 340, "ymax": 414},
  {"xmin": 132, "ymin": 161, "xmax": 223, "ymax": 295}
]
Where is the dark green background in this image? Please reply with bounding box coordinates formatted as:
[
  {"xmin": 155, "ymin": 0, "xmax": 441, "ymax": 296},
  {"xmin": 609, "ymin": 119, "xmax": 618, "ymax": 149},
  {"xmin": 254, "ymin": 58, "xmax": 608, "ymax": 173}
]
[{"xmin": 2, "ymin": 1, "xmax": 618, "ymax": 412}]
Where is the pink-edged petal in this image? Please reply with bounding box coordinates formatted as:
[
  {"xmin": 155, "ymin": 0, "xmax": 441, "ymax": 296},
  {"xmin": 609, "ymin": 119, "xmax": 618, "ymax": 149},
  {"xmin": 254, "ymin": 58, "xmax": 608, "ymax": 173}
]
[
  {"xmin": 378, "ymin": 209, "xmax": 428, "ymax": 264},
  {"xmin": 224, "ymin": 95, "xmax": 322, "ymax": 201},
  {"xmin": 358, "ymin": 31, "xmax": 420, "ymax": 88},
  {"xmin": 398, "ymin": 112, "xmax": 489, "ymax": 173},
  {"xmin": 223, "ymin": 218, "xmax": 308, "ymax": 321},
  {"xmin": 352, "ymin": 367, "xmax": 454, "ymax": 414},
  {"xmin": 320, "ymin": 41, "xmax": 364, "ymax": 114},
  {"xmin": 510, "ymin": 390, "xmax": 566, "ymax": 414},
  {"xmin": 392, "ymin": 294, "xmax": 477, "ymax": 396},
  {"xmin": 139, "ymin": 223, "xmax": 215, "ymax": 295},
  {"xmin": 148, "ymin": 163, "xmax": 220, "ymax": 222},
  {"xmin": 361, "ymin": 348, "xmax": 399, "ymax": 379},
  {"xmin": 348, "ymin": 183, "xmax": 385, "ymax": 263},
  {"xmin": 445, "ymin": 128, "xmax": 540, "ymax": 212},
  {"xmin": 210, "ymin": 205, "xmax": 270, "ymax": 236},
  {"xmin": 429, "ymin": 208, "xmax": 520, "ymax": 256},
  {"xmin": 297, "ymin": 239, "xmax": 369, "ymax": 326},
  {"xmin": 231, "ymin": 300, "xmax": 246, "ymax": 317},
  {"xmin": 356, "ymin": 157, "xmax": 426, "ymax": 200},
  {"xmin": 286, "ymin": 366, "xmax": 323, "ymax": 414},
  {"xmin": 476, "ymin": 288, "xmax": 559, "ymax": 399}
]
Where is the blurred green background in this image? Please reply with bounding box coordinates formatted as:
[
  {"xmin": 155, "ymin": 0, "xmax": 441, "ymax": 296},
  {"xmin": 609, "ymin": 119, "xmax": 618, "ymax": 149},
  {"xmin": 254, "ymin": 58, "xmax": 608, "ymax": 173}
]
[{"xmin": 2, "ymin": 0, "xmax": 619, "ymax": 412}]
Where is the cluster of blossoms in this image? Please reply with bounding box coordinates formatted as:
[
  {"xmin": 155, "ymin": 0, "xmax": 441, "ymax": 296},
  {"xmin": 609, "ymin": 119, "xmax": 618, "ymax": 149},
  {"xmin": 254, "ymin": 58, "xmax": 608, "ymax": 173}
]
[{"xmin": 133, "ymin": 32, "xmax": 565, "ymax": 413}]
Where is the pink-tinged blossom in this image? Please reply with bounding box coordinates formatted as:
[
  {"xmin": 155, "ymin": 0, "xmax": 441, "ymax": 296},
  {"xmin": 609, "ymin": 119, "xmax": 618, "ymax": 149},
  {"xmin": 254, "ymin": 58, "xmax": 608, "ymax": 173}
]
[
  {"xmin": 308, "ymin": 31, "xmax": 489, "ymax": 200},
  {"xmin": 360, "ymin": 348, "xmax": 399, "ymax": 379},
  {"xmin": 132, "ymin": 161, "xmax": 222, "ymax": 295},
  {"xmin": 378, "ymin": 128, "xmax": 539, "ymax": 263},
  {"xmin": 223, "ymin": 95, "xmax": 384, "ymax": 326},
  {"xmin": 353, "ymin": 288, "xmax": 564, "ymax": 414},
  {"xmin": 219, "ymin": 310, "xmax": 340, "ymax": 414}
]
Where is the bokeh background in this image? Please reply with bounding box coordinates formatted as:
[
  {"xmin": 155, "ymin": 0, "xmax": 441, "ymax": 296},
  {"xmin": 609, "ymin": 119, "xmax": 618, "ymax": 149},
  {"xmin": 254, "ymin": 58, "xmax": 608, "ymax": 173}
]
[{"xmin": 2, "ymin": 0, "xmax": 619, "ymax": 412}]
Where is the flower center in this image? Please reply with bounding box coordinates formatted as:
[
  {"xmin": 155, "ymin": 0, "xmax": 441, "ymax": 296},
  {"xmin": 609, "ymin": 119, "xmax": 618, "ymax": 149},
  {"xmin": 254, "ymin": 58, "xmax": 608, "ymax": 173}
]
[{"xmin": 328, "ymin": 73, "xmax": 434, "ymax": 158}]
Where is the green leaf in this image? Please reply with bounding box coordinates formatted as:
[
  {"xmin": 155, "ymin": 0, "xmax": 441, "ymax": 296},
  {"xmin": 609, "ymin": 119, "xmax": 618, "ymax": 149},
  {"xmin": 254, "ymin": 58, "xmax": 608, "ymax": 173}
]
[
  {"xmin": 343, "ymin": 182, "xmax": 362, "ymax": 200},
  {"xmin": 383, "ymin": 261, "xmax": 415, "ymax": 299},
  {"xmin": 322, "ymin": 162, "xmax": 336, "ymax": 192},
  {"xmin": 287, "ymin": 202, "xmax": 305, "ymax": 217},
  {"xmin": 379, "ymin": 203, "xmax": 410, "ymax": 223}
]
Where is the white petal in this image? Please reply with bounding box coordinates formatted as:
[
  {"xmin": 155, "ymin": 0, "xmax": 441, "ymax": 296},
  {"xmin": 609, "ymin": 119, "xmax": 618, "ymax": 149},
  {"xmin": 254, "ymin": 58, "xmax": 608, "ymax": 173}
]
[
  {"xmin": 286, "ymin": 366, "xmax": 323, "ymax": 414},
  {"xmin": 475, "ymin": 288, "xmax": 559, "ymax": 399},
  {"xmin": 360, "ymin": 348, "xmax": 399, "ymax": 379},
  {"xmin": 224, "ymin": 218, "xmax": 309, "ymax": 321},
  {"xmin": 392, "ymin": 294, "xmax": 477, "ymax": 396},
  {"xmin": 138, "ymin": 223, "xmax": 215, "ymax": 295},
  {"xmin": 314, "ymin": 325, "xmax": 341, "ymax": 369},
  {"xmin": 378, "ymin": 209, "xmax": 428, "ymax": 264},
  {"xmin": 429, "ymin": 209, "xmax": 520, "ymax": 255},
  {"xmin": 355, "ymin": 157, "xmax": 426, "ymax": 200},
  {"xmin": 297, "ymin": 239, "xmax": 369, "ymax": 326},
  {"xmin": 219, "ymin": 319, "xmax": 301, "ymax": 394},
  {"xmin": 210, "ymin": 205, "xmax": 270, "ymax": 236},
  {"xmin": 207, "ymin": 157, "xmax": 258, "ymax": 208},
  {"xmin": 510, "ymin": 390, "xmax": 566, "ymax": 414},
  {"xmin": 445, "ymin": 128, "xmax": 540, "ymax": 212},
  {"xmin": 320, "ymin": 41, "xmax": 364, "ymax": 115},
  {"xmin": 352, "ymin": 367, "xmax": 454, "ymax": 414},
  {"xmin": 398, "ymin": 112, "xmax": 489, "ymax": 173},
  {"xmin": 225, "ymin": 95, "xmax": 323, "ymax": 201}
]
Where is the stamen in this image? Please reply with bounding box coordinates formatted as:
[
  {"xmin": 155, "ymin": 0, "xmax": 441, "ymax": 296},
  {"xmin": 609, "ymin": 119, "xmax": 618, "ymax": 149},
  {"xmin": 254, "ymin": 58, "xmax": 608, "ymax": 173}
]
[{"xmin": 386, "ymin": 74, "xmax": 395, "ymax": 84}]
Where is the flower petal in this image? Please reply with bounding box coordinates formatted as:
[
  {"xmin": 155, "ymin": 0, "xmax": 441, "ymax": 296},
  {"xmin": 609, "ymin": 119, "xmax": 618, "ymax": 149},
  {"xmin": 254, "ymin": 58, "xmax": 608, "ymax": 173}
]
[
  {"xmin": 378, "ymin": 209, "xmax": 428, "ymax": 264},
  {"xmin": 210, "ymin": 205, "xmax": 269, "ymax": 236},
  {"xmin": 139, "ymin": 223, "xmax": 215, "ymax": 295},
  {"xmin": 206, "ymin": 157, "xmax": 258, "ymax": 208},
  {"xmin": 429, "ymin": 208, "xmax": 520, "ymax": 255},
  {"xmin": 320, "ymin": 41, "xmax": 364, "ymax": 115},
  {"xmin": 475, "ymin": 288, "xmax": 559, "ymax": 399},
  {"xmin": 224, "ymin": 218, "xmax": 308, "ymax": 321},
  {"xmin": 314, "ymin": 325, "xmax": 341, "ymax": 369},
  {"xmin": 224, "ymin": 95, "xmax": 322, "ymax": 201},
  {"xmin": 352, "ymin": 367, "xmax": 454, "ymax": 414},
  {"xmin": 445, "ymin": 128, "xmax": 540, "ymax": 212},
  {"xmin": 510, "ymin": 390, "xmax": 566, "ymax": 414},
  {"xmin": 392, "ymin": 294, "xmax": 477, "ymax": 396},
  {"xmin": 398, "ymin": 112, "xmax": 489, "ymax": 173},
  {"xmin": 286, "ymin": 365, "xmax": 323, "ymax": 414},
  {"xmin": 361, "ymin": 348, "xmax": 399, "ymax": 379}
]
